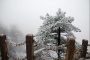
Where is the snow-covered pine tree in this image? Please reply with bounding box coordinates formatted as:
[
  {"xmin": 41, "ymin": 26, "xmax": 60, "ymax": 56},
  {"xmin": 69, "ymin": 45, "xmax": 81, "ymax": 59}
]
[
  {"xmin": 35, "ymin": 9, "xmax": 81, "ymax": 60},
  {"xmin": 36, "ymin": 8, "xmax": 81, "ymax": 45}
]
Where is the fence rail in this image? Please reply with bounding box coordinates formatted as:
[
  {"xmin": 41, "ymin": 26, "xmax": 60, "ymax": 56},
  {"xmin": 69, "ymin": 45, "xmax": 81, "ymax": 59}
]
[{"xmin": 0, "ymin": 34, "xmax": 89, "ymax": 60}]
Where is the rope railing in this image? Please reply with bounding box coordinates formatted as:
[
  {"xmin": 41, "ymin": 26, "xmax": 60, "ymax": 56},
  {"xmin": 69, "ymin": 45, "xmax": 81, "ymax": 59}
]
[
  {"xmin": 5, "ymin": 40, "xmax": 26, "ymax": 46},
  {"xmin": 5, "ymin": 40, "xmax": 27, "ymax": 60},
  {"xmin": 5, "ymin": 38, "xmax": 45, "ymax": 60},
  {"xmin": 0, "ymin": 34, "xmax": 90, "ymax": 60},
  {"xmin": 6, "ymin": 40, "xmax": 89, "ymax": 60},
  {"xmin": 44, "ymin": 44, "xmax": 67, "ymax": 50},
  {"xmin": 6, "ymin": 42, "xmax": 66, "ymax": 60},
  {"xmin": 6, "ymin": 40, "xmax": 36, "ymax": 47}
]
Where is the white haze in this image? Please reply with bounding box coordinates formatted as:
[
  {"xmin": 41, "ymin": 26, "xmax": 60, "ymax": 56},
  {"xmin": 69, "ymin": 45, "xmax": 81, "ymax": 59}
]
[{"xmin": 0, "ymin": 0, "xmax": 89, "ymax": 45}]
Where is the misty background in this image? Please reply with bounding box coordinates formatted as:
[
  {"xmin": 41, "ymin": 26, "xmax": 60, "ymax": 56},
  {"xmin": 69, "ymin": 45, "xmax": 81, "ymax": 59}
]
[{"xmin": 0, "ymin": 0, "xmax": 89, "ymax": 45}]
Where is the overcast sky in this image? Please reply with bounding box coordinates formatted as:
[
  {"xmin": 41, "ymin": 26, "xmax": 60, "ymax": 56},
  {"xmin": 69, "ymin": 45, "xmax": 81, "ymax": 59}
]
[{"xmin": 0, "ymin": 0, "xmax": 89, "ymax": 44}]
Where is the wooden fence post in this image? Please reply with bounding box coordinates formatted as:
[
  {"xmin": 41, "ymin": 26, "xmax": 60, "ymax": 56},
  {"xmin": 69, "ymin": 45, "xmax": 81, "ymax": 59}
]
[
  {"xmin": 0, "ymin": 34, "xmax": 8, "ymax": 60},
  {"xmin": 26, "ymin": 34, "xmax": 34, "ymax": 60},
  {"xmin": 65, "ymin": 37, "xmax": 75, "ymax": 60},
  {"xmin": 81, "ymin": 39, "xmax": 88, "ymax": 58}
]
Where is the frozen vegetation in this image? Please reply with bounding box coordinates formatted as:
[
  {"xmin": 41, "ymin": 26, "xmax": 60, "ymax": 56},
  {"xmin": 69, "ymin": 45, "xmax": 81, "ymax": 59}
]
[{"xmin": 35, "ymin": 9, "xmax": 82, "ymax": 60}]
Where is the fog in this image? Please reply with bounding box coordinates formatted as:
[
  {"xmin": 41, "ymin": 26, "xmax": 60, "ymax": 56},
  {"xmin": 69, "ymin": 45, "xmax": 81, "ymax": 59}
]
[{"xmin": 0, "ymin": 0, "xmax": 89, "ymax": 45}]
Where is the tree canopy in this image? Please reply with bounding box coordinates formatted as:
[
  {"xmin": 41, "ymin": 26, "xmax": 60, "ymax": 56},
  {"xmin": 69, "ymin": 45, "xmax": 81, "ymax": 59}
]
[{"xmin": 36, "ymin": 9, "xmax": 81, "ymax": 44}]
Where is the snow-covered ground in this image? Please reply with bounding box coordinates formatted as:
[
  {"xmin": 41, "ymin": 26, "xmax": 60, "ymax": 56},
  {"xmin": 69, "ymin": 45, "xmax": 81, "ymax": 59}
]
[{"xmin": 0, "ymin": 56, "xmax": 90, "ymax": 60}]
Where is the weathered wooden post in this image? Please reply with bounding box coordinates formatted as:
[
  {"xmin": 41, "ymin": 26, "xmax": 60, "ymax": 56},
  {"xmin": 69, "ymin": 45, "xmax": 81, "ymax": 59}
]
[
  {"xmin": 65, "ymin": 37, "xmax": 75, "ymax": 60},
  {"xmin": 81, "ymin": 39, "xmax": 88, "ymax": 58},
  {"xmin": 26, "ymin": 34, "xmax": 34, "ymax": 60},
  {"xmin": 0, "ymin": 34, "xmax": 8, "ymax": 60}
]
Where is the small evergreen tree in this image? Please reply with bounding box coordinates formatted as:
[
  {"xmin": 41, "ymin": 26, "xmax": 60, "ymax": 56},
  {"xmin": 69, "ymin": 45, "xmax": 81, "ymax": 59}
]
[
  {"xmin": 36, "ymin": 9, "xmax": 81, "ymax": 44},
  {"xmin": 35, "ymin": 9, "xmax": 81, "ymax": 60}
]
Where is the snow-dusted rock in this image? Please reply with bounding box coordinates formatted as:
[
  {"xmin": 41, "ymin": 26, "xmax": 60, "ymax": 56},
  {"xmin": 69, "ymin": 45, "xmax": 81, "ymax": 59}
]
[{"xmin": 48, "ymin": 50, "xmax": 58, "ymax": 58}]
